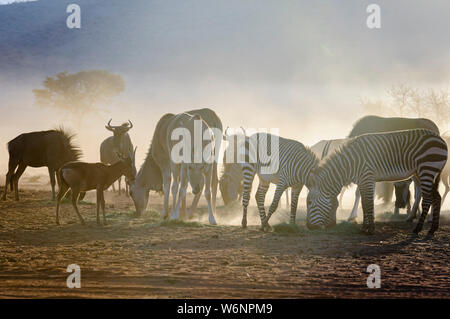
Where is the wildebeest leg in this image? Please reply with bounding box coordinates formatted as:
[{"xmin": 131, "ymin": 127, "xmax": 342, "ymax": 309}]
[
  {"xmin": 348, "ymin": 187, "xmax": 360, "ymax": 222},
  {"xmin": 118, "ymin": 176, "xmax": 122, "ymax": 196},
  {"xmin": 406, "ymin": 176, "xmax": 421, "ymax": 222},
  {"xmin": 71, "ymin": 188, "xmax": 85, "ymax": 225},
  {"xmin": 2, "ymin": 160, "xmax": 18, "ymax": 200},
  {"xmin": 255, "ymin": 179, "xmax": 270, "ymax": 225},
  {"xmin": 55, "ymin": 182, "xmax": 70, "ymax": 225},
  {"xmin": 359, "ymin": 178, "xmax": 375, "ymax": 235},
  {"xmin": 48, "ymin": 167, "xmax": 56, "ymax": 201},
  {"xmin": 171, "ymin": 165, "xmax": 186, "ymax": 220},
  {"xmin": 290, "ymin": 185, "xmax": 303, "ymax": 225},
  {"xmin": 161, "ymin": 167, "xmax": 172, "ymax": 219},
  {"xmin": 12, "ymin": 163, "xmax": 26, "ymax": 201},
  {"xmin": 111, "ymin": 182, "xmax": 116, "ymax": 192},
  {"xmin": 203, "ymin": 168, "xmax": 216, "ymax": 225}
]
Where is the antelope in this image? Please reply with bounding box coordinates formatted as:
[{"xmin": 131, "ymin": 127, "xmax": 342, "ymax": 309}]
[{"xmin": 55, "ymin": 150, "xmax": 136, "ymax": 226}]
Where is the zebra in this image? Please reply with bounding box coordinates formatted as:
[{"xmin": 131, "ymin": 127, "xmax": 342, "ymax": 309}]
[
  {"xmin": 239, "ymin": 132, "xmax": 319, "ymax": 230},
  {"xmin": 306, "ymin": 129, "xmax": 448, "ymax": 236},
  {"xmin": 220, "ymin": 128, "xmax": 290, "ymax": 209},
  {"xmin": 310, "ymin": 138, "xmax": 416, "ymax": 221}
]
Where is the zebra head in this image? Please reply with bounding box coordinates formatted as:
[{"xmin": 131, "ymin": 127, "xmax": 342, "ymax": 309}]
[{"xmin": 306, "ymin": 173, "xmax": 338, "ymax": 229}]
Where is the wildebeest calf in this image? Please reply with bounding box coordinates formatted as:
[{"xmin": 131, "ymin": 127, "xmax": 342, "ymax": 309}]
[{"xmin": 55, "ymin": 151, "xmax": 135, "ymax": 226}]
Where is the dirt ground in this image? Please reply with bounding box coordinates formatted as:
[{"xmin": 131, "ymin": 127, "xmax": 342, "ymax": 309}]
[{"xmin": 0, "ymin": 186, "xmax": 449, "ymax": 299}]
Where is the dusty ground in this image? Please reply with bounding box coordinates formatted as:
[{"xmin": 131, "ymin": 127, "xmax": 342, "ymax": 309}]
[{"xmin": 0, "ymin": 186, "xmax": 449, "ymax": 299}]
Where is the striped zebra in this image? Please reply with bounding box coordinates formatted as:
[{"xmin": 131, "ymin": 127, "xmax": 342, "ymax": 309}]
[
  {"xmin": 220, "ymin": 129, "xmax": 290, "ymax": 208},
  {"xmin": 306, "ymin": 129, "xmax": 447, "ymax": 236},
  {"xmin": 239, "ymin": 132, "xmax": 319, "ymax": 230}
]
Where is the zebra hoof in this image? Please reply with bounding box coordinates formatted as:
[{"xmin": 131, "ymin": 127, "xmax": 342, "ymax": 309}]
[
  {"xmin": 425, "ymin": 232, "xmax": 435, "ymax": 240},
  {"xmin": 361, "ymin": 224, "xmax": 375, "ymax": 235}
]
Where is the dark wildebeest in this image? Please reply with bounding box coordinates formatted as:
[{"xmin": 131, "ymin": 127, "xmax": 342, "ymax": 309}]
[
  {"xmin": 2, "ymin": 128, "xmax": 82, "ymax": 201},
  {"xmin": 347, "ymin": 115, "xmax": 440, "ymax": 221},
  {"xmin": 56, "ymin": 151, "xmax": 135, "ymax": 226},
  {"xmin": 100, "ymin": 119, "xmax": 134, "ymax": 196}
]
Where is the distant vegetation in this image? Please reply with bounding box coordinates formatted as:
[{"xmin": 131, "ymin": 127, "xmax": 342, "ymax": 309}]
[
  {"xmin": 33, "ymin": 70, "xmax": 125, "ymax": 127},
  {"xmin": 361, "ymin": 84, "xmax": 450, "ymax": 130}
]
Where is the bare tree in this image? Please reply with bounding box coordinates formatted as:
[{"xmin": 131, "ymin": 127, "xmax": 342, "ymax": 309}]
[
  {"xmin": 361, "ymin": 84, "xmax": 450, "ymax": 131},
  {"xmin": 33, "ymin": 70, "xmax": 125, "ymax": 128}
]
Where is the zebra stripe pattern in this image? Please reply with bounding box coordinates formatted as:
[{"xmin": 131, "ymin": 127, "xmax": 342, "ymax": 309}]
[
  {"xmin": 240, "ymin": 133, "xmax": 319, "ymax": 230},
  {"xmin": 306, "ymin": 129, "xmax": 448, "ymax": 236}
]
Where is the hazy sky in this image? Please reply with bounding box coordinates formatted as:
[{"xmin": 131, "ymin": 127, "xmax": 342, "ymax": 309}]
[{"xmin": 0, "ymin": 0, "xmax": 449, "ymax": 177}]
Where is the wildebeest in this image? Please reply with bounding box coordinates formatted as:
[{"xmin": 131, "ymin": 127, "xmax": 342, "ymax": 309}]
[
  {"xmin": 56, "ymin": 151, "xmax": 136, "ymax": 225},
  {"xmin": 130, "ymin": 108, "xmax": 223, "ymax": 220},
  {"xmin": 2, "ymin": 128, "xmax": 81, "ymax": 201},
  {"xmin": 100, "ymin": 119, "xmax": 134, "ymax": 196},
  {"xmin": 347, "ymin": 115, "xmax": 440, "ymax": 221}
]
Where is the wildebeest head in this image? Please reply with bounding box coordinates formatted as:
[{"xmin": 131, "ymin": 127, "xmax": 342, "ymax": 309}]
[
  {"xmin": 106, "ymin": 119, "xmax": 133, "ymax": 150},
  {"xmin": 394, "ymin": 179, "xmax": 412, "ymax": 209}
]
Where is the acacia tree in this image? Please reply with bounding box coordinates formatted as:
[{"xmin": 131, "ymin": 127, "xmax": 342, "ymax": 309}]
[{"xmin": 33, "ymin": 70, "xmax": 125, "ymax": 127}]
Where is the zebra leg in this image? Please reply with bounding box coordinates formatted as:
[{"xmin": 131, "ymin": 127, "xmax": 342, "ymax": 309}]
[
  {"xmin": 359, "ymin": 179, "xmax": 375, "ymax": 235},
  {"xmin": 338, "ymin": 188, "xmax": 345, "ymax": 210},
  {"xmin": 263, "ymin": 182, "xmax": 288, "ymax": 231},
  {"xmin": 427, "ymin": 179, "xmax": 441, "ymax": 237},
  {"xmin": 285, "ymin": 188, "xmax": 290, "ymax": 209},
  {"xmin": 255, "ymin": 180, "xmax": 270, "ymax": 228},
  {"xmin": 289, "ymin": 185, "xmax": 303, "ymax": 225},
  {"xmin": 348, "ymin": 187, "xmax": 360, "ymax": 222},
  {"xmin": 406, "ymin": 176, "xmax": 421, "ymax": 222},
  {"xmin": 413, "ymin": 177, "xmax": 435, "ymax": 235},
  {"xmin": 241, "ymin": 164, "xmax": 256, "ymax": 228}
]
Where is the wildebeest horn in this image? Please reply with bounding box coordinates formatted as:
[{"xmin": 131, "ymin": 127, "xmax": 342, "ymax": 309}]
[
  {"xmin": 106, "ymin": 119, "xmax": 114, "ymax": 131},
  {"xmin": 127, "ymin": 120, "xmax": 133, "ymax": 130}
]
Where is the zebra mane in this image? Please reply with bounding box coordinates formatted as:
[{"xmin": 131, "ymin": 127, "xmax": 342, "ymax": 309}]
[{"xmin": 312, "ymin": 138, "xmax": 354, "ymax": 179}]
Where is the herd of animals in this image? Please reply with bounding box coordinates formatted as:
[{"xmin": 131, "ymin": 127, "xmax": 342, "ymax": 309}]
[{"xmin": 2, "ymin": 108, "xmax": 450, "ymax": 238}]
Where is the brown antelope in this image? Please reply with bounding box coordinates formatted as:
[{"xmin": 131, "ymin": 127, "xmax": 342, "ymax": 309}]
[{"xmin": 55, "ymin": 150, "xmax": 136, "ymax": 226}]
